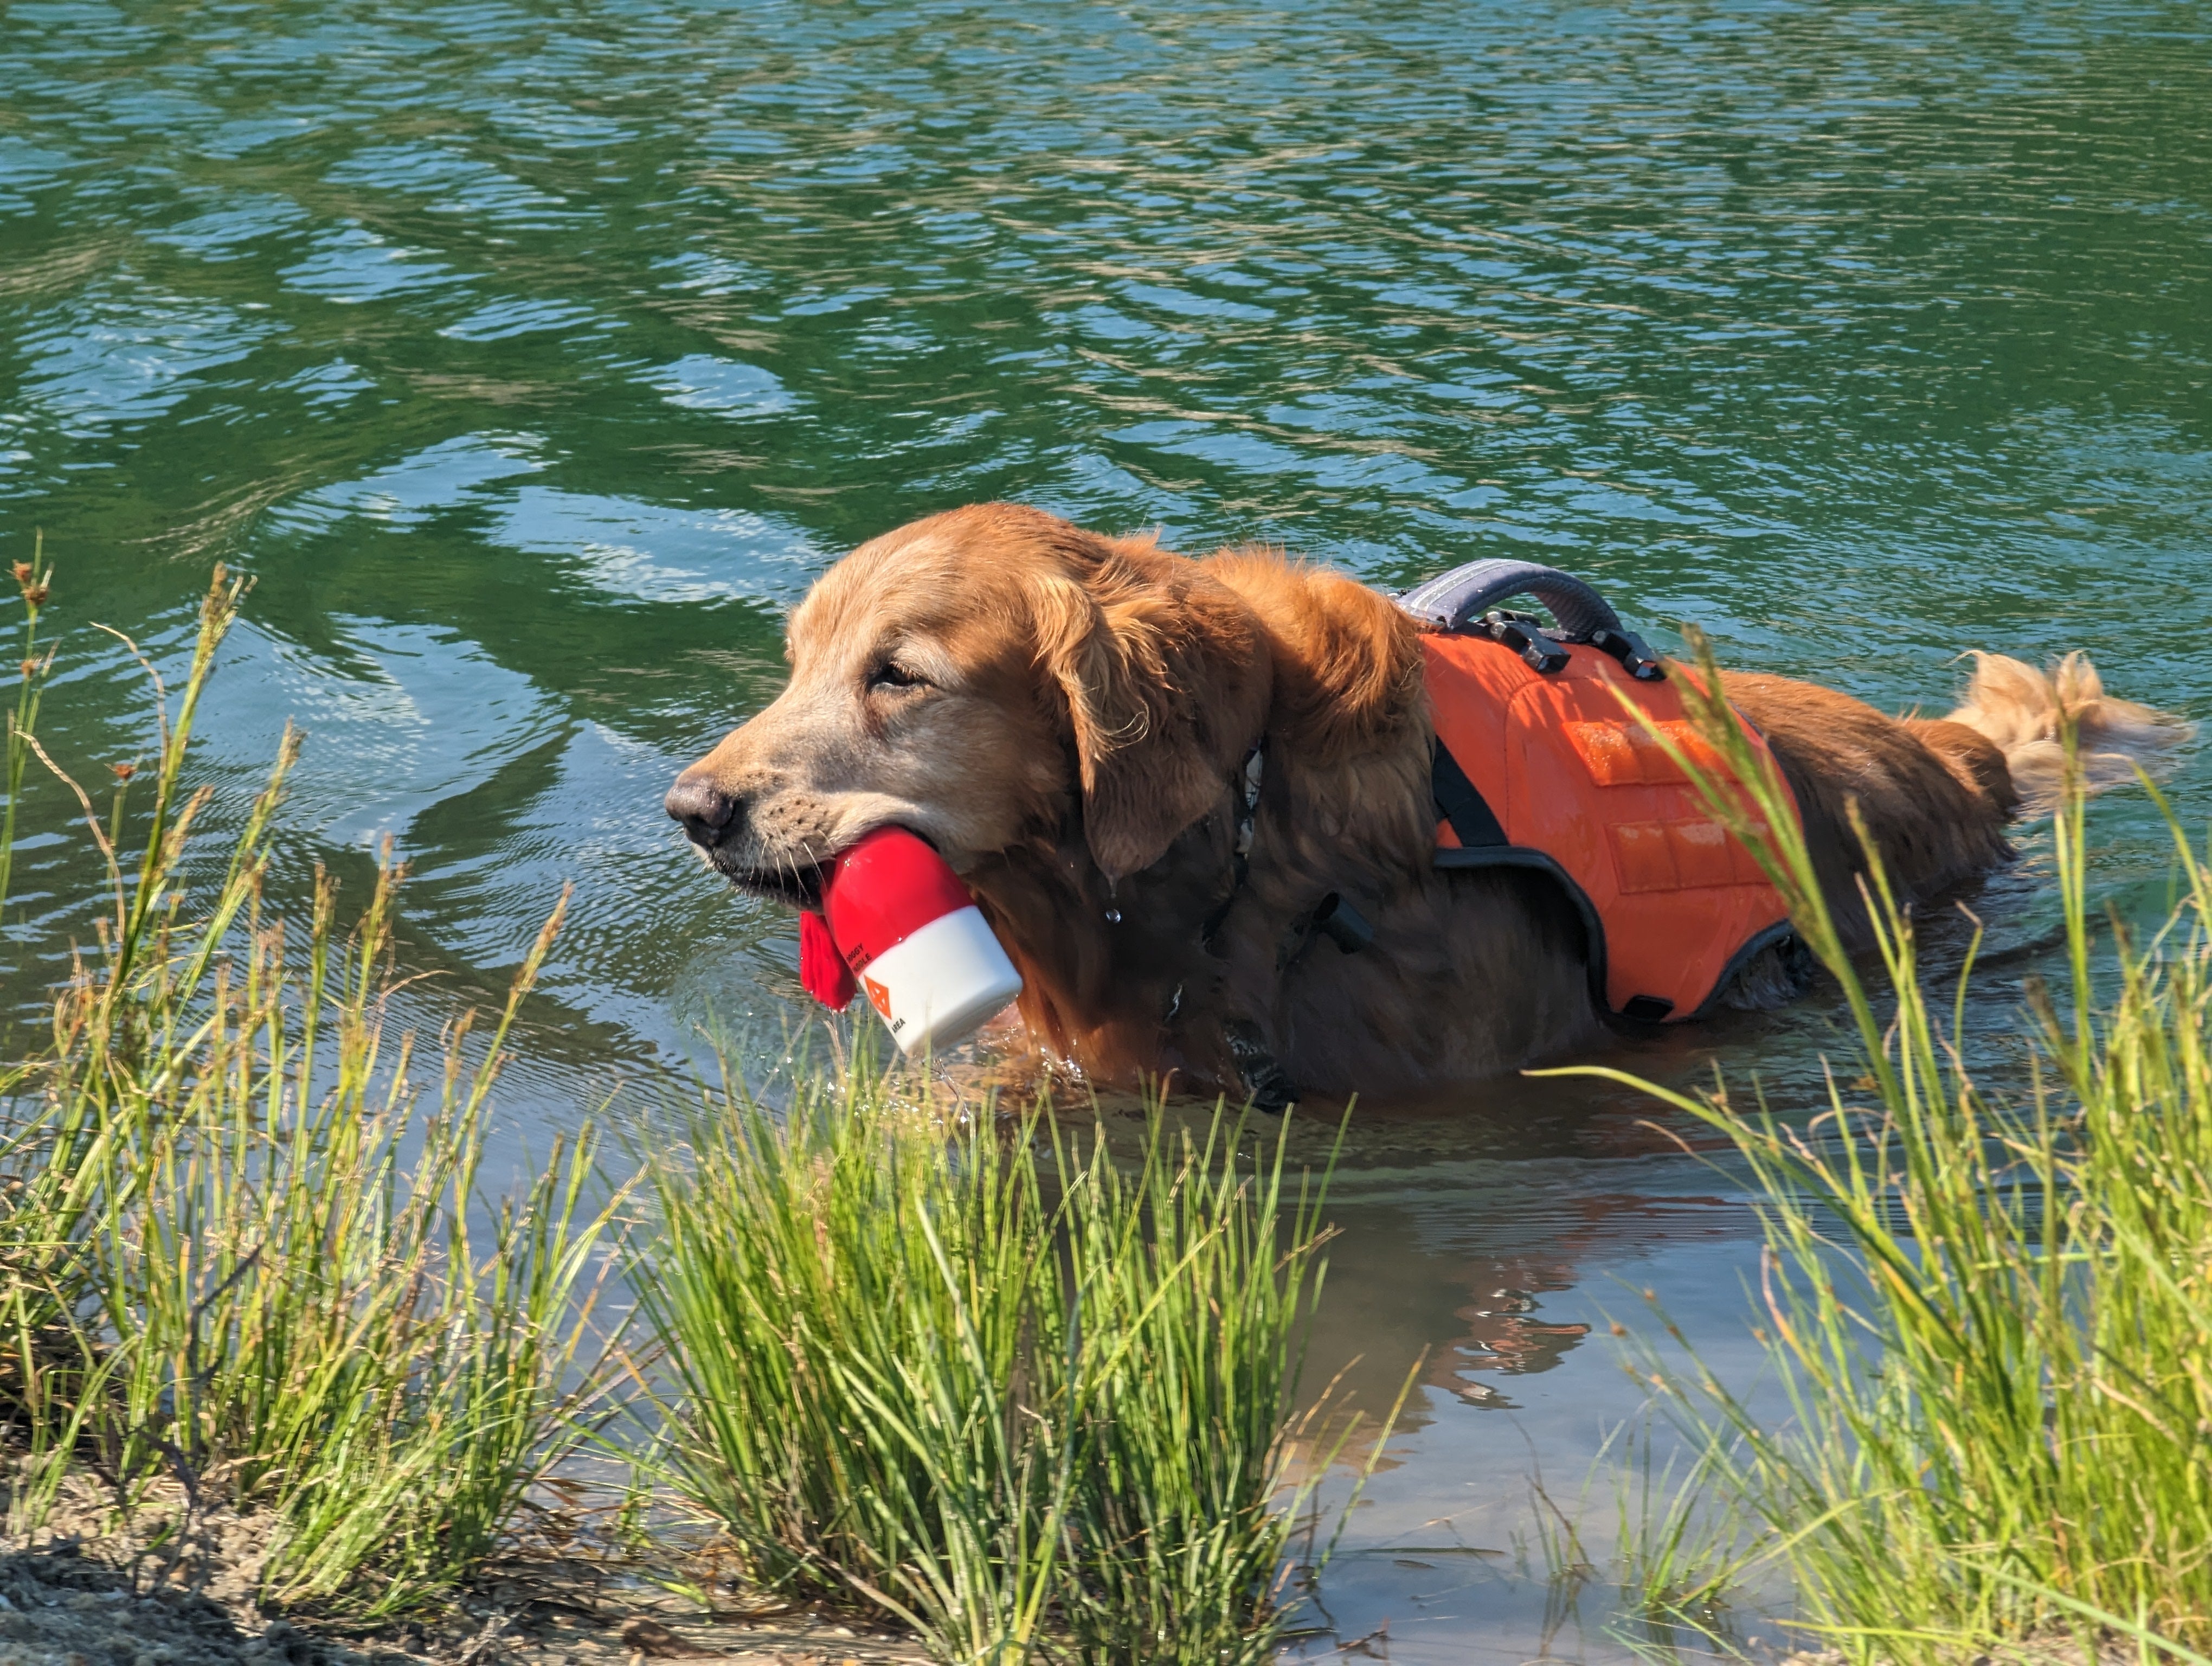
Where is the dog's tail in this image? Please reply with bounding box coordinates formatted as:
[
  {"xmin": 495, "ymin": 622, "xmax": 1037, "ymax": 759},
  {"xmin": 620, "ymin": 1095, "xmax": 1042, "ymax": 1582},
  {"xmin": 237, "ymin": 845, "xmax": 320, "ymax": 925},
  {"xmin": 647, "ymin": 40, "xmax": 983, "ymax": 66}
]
[{"xmin": 1939, "ymin": 651, "xmax": 2194, "ymax": 820}]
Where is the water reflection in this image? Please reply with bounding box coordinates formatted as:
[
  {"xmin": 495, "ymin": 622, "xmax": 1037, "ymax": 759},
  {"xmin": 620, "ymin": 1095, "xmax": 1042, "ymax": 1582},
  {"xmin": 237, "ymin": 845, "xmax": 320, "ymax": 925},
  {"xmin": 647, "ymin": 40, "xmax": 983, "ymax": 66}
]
[{"xmin": 1274, "ymin": 1080, "xmax": 1786, "ymax": 1663}]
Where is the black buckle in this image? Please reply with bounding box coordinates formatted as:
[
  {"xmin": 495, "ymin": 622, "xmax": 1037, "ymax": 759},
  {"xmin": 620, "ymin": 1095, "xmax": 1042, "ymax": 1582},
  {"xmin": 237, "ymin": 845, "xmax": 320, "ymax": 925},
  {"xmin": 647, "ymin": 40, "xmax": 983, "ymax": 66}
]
[
  {"xmin": 1591, "ymin": 626, "xmax": 1666, "ymax": 681},
  {"xmin": 1311, "ymin": 892, "xmax": 1374, "ymax": 955},
  {"xmin": 1475, "ymin": 609, "xmax": 1570, "ymax": 674}
]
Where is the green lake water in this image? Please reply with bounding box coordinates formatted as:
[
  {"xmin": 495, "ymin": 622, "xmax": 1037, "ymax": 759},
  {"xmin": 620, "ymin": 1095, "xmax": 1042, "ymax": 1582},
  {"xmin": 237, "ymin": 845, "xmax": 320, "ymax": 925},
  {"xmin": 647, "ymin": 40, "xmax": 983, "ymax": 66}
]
[{"xmin": 4, "ymin": 1, "xmax": 2209, "ymax": 1656}]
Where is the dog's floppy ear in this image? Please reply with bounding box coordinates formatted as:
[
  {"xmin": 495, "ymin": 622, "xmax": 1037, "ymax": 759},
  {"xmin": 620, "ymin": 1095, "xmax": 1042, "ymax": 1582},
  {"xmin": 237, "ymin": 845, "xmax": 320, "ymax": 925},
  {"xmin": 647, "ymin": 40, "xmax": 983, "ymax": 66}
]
[{"xmin": 1032, "ymin": 542, "xmax": 1268, "ymax": 882}]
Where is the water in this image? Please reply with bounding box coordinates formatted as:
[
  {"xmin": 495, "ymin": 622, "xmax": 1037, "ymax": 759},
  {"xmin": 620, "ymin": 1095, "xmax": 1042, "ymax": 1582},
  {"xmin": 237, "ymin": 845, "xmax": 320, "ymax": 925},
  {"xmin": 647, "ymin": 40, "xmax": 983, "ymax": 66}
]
[{"xmin": 4, "ymin": 0, "xmax": 2209, "ymax": 1655}]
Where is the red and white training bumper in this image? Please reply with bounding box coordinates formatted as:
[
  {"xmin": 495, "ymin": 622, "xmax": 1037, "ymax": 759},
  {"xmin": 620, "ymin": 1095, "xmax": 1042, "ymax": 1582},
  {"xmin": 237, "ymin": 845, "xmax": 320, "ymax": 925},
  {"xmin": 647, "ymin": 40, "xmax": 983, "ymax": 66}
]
[{"xmin": 798, "ymin": 826, "xmax": 1024, "ymax": 1056}]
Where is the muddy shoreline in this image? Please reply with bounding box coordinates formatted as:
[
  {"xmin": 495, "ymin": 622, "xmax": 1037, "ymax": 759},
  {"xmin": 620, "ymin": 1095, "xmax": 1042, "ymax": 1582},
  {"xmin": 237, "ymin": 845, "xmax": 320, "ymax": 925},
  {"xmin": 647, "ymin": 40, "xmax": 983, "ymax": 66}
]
[{"xmin": 0, "ymin": 1482, "xmax": 925, "ymax": 1666}]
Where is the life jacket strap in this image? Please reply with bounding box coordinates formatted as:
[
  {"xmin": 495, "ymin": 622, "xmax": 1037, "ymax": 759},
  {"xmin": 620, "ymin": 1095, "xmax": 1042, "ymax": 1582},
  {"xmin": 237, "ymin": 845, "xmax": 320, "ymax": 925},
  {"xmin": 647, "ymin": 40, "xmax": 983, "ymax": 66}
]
[
  {"xmin": 1431, "ymin": 739, "xmax": 1507, "ymax": 849},
  {"xmin": 1200, "ymin": 741, "xmax": 1266, "ymax": 950}
]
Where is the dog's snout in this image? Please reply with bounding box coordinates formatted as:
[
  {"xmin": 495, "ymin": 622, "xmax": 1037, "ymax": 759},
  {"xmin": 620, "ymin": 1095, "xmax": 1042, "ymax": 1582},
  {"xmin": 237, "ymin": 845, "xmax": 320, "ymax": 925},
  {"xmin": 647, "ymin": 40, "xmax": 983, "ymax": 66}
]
[{"xmin": 665, "ymin": 771, "xmax": 740, "ymax": 844}]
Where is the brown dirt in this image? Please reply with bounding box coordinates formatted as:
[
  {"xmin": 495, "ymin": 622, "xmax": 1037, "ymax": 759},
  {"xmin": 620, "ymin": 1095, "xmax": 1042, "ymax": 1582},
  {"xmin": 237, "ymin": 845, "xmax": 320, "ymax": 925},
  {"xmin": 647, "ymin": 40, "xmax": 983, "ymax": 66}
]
[
  {"xmin": 0, "ymin": 1479, "xmax": 928, "ymax": 1666},
  {"xmin": 1783, "ymin": 1644, "xmax": 2136, "ymax": 1666}
]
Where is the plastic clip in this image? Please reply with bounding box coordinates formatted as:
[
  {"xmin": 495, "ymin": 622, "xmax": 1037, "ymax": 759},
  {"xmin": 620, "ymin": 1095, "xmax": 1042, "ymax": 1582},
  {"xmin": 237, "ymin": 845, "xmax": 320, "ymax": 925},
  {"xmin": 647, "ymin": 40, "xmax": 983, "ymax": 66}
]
[
  {"xmin": 1590, "ymin": 626, "xmax": 1666, "ymax": 681},
  {"xmin": 1477, "ymin": 610, "xmax": 1571, "ymax": 674},
  {"xmin": 1311, "ymin": 892, "xmax": 1374, "ymax": 954}
]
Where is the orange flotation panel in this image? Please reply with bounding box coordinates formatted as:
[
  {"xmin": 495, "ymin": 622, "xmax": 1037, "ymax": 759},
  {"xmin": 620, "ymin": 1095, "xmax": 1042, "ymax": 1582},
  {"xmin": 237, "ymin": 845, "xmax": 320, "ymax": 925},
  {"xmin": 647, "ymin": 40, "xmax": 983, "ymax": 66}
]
[{"xmin": 1423, "ymin": 630, "xmax": 1799, "ymax": 1022}]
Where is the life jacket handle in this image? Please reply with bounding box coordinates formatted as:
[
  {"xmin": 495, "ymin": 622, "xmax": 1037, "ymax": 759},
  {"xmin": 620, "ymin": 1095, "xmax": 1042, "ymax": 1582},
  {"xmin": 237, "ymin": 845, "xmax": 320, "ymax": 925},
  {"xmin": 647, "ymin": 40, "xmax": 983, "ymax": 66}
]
[
  {"xmin": 1396, "ymin": 558, "xmax": 1624, "ymax": 640},
  {"xmin": 1396, "ymin": 558, "xmax": 1666, "ymax": 680}
]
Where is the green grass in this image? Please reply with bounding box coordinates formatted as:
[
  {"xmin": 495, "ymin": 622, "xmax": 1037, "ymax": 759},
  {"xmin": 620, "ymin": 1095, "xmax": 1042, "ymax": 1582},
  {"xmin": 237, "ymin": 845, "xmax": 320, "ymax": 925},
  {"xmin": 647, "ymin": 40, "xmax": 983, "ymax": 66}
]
[
  {"xmin": 35, "ymin": 558, "xmax": 2204, "ymax": 1662},
  {"xmin": 637, "ymin": 1066, "xmax": 1383, "ymax": 1665},
  {"xmin": 1558, "ymin": 635, "xmax": 2212, "ymax": 1663},
  {"xmin": 2, "ymin": 557, "xmax": 1396, "ymax": 1658},
  {"xmin": 0, "ymin": 566, "xmax": 620, "ymax": 1619}
]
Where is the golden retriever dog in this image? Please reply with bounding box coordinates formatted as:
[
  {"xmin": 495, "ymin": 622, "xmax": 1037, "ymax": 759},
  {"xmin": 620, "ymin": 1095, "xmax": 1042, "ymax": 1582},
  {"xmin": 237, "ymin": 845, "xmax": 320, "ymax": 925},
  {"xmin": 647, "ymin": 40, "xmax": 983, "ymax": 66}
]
[{"xmin": 667, "ymin": 503, "xmax": 2190, "ymax": 1101}]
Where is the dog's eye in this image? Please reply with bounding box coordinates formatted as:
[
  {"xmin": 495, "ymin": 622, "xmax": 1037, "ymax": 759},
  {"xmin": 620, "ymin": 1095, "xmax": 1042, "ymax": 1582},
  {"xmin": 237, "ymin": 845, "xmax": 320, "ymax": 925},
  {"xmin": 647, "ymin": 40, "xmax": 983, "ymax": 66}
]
[{"xmin": 866, "ymin": 662, "xmax": 927, "ymax": 693}]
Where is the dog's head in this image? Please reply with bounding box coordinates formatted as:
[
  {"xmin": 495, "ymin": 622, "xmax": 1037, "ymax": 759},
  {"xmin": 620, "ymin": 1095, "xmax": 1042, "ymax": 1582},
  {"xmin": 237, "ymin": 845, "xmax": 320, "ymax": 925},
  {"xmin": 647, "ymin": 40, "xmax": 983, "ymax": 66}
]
[{"xmin": 666, "ymin": 503, "xmax": 1271, "ymax": 905}]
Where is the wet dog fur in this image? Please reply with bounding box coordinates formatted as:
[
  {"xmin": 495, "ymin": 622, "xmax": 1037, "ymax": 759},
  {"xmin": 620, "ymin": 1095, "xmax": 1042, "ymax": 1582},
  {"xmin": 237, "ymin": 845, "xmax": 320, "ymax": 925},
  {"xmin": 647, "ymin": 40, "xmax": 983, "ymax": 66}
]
[{"xmin": 667, "ymin": 503, "xmax": 2192, "ymax": 1100}]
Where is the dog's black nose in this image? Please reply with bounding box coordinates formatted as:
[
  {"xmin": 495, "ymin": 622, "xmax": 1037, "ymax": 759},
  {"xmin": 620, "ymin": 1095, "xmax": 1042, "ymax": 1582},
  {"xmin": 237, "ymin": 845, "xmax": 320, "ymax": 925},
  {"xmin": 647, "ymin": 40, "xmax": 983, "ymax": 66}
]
[{"xmin": 665, "ymin": 772, "xmax": 740, "ymax": 845}]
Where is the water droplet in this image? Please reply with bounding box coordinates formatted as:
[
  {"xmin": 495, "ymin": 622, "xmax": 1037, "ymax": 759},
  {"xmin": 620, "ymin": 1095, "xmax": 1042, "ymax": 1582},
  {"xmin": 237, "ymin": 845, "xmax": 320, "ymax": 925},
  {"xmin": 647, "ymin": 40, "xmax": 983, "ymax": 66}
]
[{"xmin": 1104, "ymin": 907, "xmax": 1122, "ymax": 924}]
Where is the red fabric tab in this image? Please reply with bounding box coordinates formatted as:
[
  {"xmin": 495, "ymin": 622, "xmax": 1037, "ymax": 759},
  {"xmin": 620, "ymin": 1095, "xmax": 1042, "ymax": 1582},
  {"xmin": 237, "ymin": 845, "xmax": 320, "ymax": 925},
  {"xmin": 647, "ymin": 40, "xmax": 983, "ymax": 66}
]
[{"xmin": 799, "ymin": 908, "xmax": 857, "ymax": 1009}]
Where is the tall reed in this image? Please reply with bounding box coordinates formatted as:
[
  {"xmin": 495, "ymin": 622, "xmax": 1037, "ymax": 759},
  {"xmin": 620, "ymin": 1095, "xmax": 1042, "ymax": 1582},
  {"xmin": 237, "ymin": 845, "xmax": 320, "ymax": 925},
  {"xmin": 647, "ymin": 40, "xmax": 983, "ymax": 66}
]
[
  {"xmin": 0, "ymin": 533, "xmax": 53, "ymax": 928},
  {"xmin": 639, "ymin": 1067, "xmax": 1369, "ymax": 1666},
  {"xmin": 0, "ymin": 565, "xmax": 619, "ymax": 1619},
  {"xmin": 1560, "ymin": 636, "xmax": 2212, "ymax": 1662}
]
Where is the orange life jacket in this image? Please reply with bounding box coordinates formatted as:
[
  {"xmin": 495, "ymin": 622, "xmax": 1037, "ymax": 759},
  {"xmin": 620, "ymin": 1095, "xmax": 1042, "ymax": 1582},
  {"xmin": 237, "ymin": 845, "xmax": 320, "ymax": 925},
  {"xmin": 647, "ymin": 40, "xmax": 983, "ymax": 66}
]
[{"xmin": 1423, "ymin": 630, "xmax": 1800, "ymax": 1022}]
